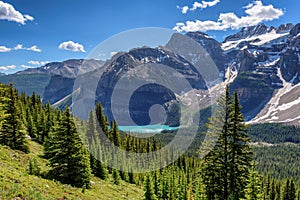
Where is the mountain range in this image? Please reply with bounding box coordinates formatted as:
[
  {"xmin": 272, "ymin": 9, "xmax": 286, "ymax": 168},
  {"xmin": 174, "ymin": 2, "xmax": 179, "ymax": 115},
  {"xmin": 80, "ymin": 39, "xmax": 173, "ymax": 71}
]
[{"xmin": 1, "ymin": 22, "xmax": 300, "ymax": 125}]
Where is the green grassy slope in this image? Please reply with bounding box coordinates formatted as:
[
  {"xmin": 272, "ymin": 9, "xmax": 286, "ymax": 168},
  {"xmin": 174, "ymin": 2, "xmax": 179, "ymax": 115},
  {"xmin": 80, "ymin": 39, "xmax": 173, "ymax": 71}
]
[{"xmin": 0, "ymin": 141, "xmax": 143, "ymax": 200}]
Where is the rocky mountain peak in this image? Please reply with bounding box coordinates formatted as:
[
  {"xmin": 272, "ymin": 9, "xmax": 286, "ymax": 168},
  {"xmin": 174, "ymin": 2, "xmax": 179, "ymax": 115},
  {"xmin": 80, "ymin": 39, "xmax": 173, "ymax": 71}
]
[
  {"xmin": 290, "ymin": 23, "xmax": 300, "ymax": 37},
  {"xmin": 224, "ymin": 23, "xmax": 269, "ymax": 42},
  {"xmin": 224, "ymin": 23, "xmax": 294, "ymax": 42},
  {"xmin": 276, "ymin": 23, "xmax": 294, "ymax": 33}
]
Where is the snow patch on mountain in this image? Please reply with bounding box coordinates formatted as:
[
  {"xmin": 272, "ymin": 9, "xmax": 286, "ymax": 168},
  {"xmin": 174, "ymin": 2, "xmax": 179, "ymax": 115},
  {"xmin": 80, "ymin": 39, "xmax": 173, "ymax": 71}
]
[
  {"xmin": 250, "ymin": 68, "xmax": 300, "ymax": 124},
  {"xmin": 221, "ymin": 30, "xmax": 289, "ymax": 51}
]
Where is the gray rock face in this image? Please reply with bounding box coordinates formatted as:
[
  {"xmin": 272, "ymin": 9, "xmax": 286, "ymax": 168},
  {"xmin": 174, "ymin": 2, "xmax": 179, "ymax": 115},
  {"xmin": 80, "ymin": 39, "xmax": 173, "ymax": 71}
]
[{"xmin": 95, "ymin": 47, "xmax": 207, "ymax": 126}]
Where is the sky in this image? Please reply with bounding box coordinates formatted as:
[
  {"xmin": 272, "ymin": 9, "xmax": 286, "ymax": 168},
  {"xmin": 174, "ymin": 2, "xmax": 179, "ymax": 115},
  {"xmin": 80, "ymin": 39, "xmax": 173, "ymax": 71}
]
[{"xmin": 0, "ymin": 0, "xmax": 299, "ymax": 74}]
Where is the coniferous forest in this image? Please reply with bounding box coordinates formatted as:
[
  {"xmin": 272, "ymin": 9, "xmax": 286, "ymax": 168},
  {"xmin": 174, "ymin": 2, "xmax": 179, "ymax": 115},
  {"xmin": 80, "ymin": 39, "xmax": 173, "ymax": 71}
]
[{"xmin": 0, "ymin": 83, "xmax": 299, "ymax": 199}]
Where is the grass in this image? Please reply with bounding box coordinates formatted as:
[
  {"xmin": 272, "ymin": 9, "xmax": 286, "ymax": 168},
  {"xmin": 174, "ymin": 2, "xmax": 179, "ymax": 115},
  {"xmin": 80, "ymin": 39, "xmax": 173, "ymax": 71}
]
[{"xmin": 0, "ymin": 141, "xmax": 144, "ymax": 200}]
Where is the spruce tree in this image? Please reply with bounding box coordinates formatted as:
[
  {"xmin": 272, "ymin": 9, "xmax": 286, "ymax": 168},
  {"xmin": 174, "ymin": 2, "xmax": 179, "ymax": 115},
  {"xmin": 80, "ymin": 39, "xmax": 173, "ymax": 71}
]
[
  {"xmin": 45, "ymin": 107, "xmax": 91, "ymax": 188},
  {"xmin": 201, "ymin": 86, "xmax": 233, "ymax": 200},
  {"xmin": 112, "ymin": 169, "xmax": 121, "ymax": 185},
  {"xmin": 143, "ymin": 175, "xmax": 157, "ymax": 200},
  {"xmin": 96, "ymin": 102, "xmax": 108, "ymax": 133},
  {"xmin": 201, "ymin": 86, "xmax": 252, "ymax": 200},
  {"xmin": 284, "ymin": 179, "xmax": 297, "ymax": 200},
  {"xmin": 228, "ymin": 91, "xmax": 252, "ymax": 199},
  {"xmin": 244, "ymin": 163, "xmax": 262, "ymax": 200},
  {"xmin": 0, "ymin": 83, "xmax": 29, "ymax": 153},
  {"xmin": 111, "ymin": 120, "xmax": 121, "ymax": 147}
]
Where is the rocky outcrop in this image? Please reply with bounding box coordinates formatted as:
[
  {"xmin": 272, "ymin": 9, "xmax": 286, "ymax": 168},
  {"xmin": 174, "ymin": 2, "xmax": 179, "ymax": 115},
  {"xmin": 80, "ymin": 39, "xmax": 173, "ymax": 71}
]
[{"xmin": 43, "ymin": 75, "xmax": 75, "ymax": 105}]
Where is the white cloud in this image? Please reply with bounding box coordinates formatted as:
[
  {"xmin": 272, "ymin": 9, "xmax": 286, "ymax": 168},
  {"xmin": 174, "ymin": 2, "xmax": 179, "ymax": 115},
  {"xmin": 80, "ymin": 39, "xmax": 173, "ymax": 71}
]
[
  {"xmin": 0, "ymin": 45, "xmax": 11, "ymax": 52},
  {"xmin": 179, "ymin": 0, "xmax": 220, "ymax": 14},
  {"xmin": 28, "ymin": 60, "xmax": 49, "ymax": 66},
  {"xmin": 0, "ymin": 1, "xmax": 34, "ymax": 24},
  {"xmin": 0, "ymin": 44, "xmax": 42, "ymax": 53},
  {"xmin": 174, "ymin": 1, "xmax": 283, "ymax": 32},
  {"xmin": 0, "ymin": 65, "xmax": 16, "ymax": 71},
  {"xmin": 191, "ymin": 0, "xmax": 220, "ymax": 10},
  {"xmin": 0, "ymin": 44, "xmax": 42, "ymax": 52},
  {"xmin": 27, "ymin": 45, "xmax": 41, "ymax": 52},
  {"xmin": 14, "ymin": 44, "xmax": 23, "ymax": 50},
  {"xmin": 181, "ymin": 6, "xmax": 189, "ymax": 14},
  {"xmin": 58, "ymin": 41, "xmax": 85, "ymax": 52}
]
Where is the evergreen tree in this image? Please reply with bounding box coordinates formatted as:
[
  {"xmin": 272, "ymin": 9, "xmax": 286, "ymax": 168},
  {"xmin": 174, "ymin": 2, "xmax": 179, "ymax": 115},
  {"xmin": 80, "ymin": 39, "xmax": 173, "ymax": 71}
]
[
  {"xmin": 96, "ymin": 102, "xmax": 108, "ymax": 133},
  {"xmin": 228, "ymin": 92, "xmax": 252, "ymax": 199},
  {"xmin": 111, "ymin": 120, "xmax": 121, "ymax": 147},
  {"xmin": 143, "ymin": 175, "xmax": 157, "ymax": 200},
  {"xmin": 0, "ymin": 83, "xmax": 29, "ymax": 153},
  {"xmin": 112, "ymin": 169, "xmax": 121, "ymax": 185},
  {"xmin": 45, "ymin": 107, "xmax": 91, "ymax": 188},
  {"xmin": 244, "ymin": 163, "xmax": 262, "ymax": 200},
  {"xmin": 201, "ymin": 86, "xmax": 252, "ymax": 200},
  {"xmin": 87, "ymin": 110, "xmax": 97, "ymax": 145},
  {"xmin": 284, "ymin": 179, "xmax": 297, "ymax": 200}
]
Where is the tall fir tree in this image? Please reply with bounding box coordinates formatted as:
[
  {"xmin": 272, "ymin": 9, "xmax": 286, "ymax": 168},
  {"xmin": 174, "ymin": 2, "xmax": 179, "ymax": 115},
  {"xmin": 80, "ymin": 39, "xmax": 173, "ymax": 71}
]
[
  {"xmin": 284, "ymin": 179, "xmax": 296, "ymax": 200},
  {"xmin": 143, "ymin": 175, "xmax": 158, "ymax": 200},
  {"xmin": 45, "ymin": 107, "xmax": 91, "ymax": 188},
  {"xmin": 228, "ymin": 92, "xmax": 253, "ymax": 199},
  {"xmin": 0, "ymin": 83, "xmax": 29, "ymax": 153},
  {"xmin": 244, "ymin": 163, "xmax": 262, "ymax": 200},
  {"xmin": 96, "ymin": 102, "xmax": 108, "ymax": 133},
  {"xmin": 201, "ymin": 86, "xmax": 252, "ymax": 200}
]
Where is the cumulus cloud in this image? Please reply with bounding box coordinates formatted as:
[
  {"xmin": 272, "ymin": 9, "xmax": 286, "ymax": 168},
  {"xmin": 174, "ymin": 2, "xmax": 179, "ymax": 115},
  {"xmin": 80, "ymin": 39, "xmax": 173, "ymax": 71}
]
[
  {"xmin": 0, "ymin": 45, "xmax": 11, "ymax": 52},
  {"xmin": 179, "ymin": 0, "xmax": 220, "ymax": 14},
  {"xmin": 58, "ymin": 41, "xmax": 85, "ymax": 52},
  {"xmin": 174, "ymin": 0, "xmax": 284, "ymax": 32},
  {"xmin": 181, "ymin": 6, "xmax": 189, "ymax": 14},
  {"xmin": 0, "ymin": 44, "xmax": 42, "ymax": 53},
  {"xmin": 191, "ymin": 0, "xmax": 220, "ymax": 10},
  {"xmin": 28, "ymin": 60, "xmax": 49, "ymax": 66},
  {"xmin": 27, "ymin": 45, "xmax": 41, "ymax": 52},
  {"xmin": 14, "ymin": 44, "xmax": 23, "ymax": 50},
  {"xmin": 0, "ymin": 1, "xmax": 34, "ymax": 24},
  {"xmin": 0, "ymin": 65, "xmax": 16, "ymax": 71}
]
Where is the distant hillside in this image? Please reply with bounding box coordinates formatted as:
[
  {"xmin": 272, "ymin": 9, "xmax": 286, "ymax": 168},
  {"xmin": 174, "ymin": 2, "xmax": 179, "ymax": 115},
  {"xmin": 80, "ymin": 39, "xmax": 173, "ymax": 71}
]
[{"xmin": 0, "ymin": 74, "xmax": 51, "ymax": 96}]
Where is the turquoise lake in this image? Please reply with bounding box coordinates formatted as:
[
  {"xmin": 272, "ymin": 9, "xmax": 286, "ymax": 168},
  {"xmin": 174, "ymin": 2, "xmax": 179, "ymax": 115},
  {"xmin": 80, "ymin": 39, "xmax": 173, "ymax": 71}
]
[{"xmin": 118, "ymin": 125, "xmax": 179, "ymax": 133}]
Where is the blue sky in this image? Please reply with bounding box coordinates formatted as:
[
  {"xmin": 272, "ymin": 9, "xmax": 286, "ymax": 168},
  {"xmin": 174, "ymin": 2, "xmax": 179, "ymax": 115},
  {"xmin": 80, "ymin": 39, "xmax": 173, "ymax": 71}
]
[{"xmin": 0, "ymin": 0, "xmax": 299, "ymax": 73}]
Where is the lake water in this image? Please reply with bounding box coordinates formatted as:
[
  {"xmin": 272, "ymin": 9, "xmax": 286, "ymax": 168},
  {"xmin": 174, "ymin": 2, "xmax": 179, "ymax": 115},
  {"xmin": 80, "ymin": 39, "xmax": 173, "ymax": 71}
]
[{"xmin": 118, "ymin": 124, "xmax": 179, "ymax": 133}]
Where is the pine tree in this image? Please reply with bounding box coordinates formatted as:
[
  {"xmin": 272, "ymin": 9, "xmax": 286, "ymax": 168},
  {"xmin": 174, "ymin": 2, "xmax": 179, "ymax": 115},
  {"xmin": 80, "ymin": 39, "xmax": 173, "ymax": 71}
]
[
  {"xmin": 96, "ymin": 102, "xmax": 108, "ymax": 133},
  {"xmin": 112, "ymin": 169, "xmax": 121, "ymax": 185},
  {"xmin": 143, "ymin": 175, "xmax": 157, "ymax": 200},
  {"xmin": 201, "ymin": 86, "xmax": 252, "ymax": 200},
  {"xmin": 283, "ymin": 179, "xmax": 297, "ymax": 200},
  {"xmin": 270, "ymin": 179, "xmax": 276, "ymax": 200},
  {"xmin": 244, "ymin": 163, "xmax": 262, "ymax": 200},
  {"xmin": 45, "ymin": 107, "xmax": 91, "ymax": 188},
  {"xmin": 201, "ymin": 86, "xmax": 233, "ymax": 200},
  {"xmin": 87, "ymin": 110, "xmax": 97, "ymax": 145},
  {"xmin": 111, "ymin": 120, "xmax": 121, "ymax": 147},
  {"xmin": 228, "ymin": 92, "xmax": 252, "ymax": 199},
  {"xmin": 0, "ymin": 83, "xmax": 29, "ymax": 153}
]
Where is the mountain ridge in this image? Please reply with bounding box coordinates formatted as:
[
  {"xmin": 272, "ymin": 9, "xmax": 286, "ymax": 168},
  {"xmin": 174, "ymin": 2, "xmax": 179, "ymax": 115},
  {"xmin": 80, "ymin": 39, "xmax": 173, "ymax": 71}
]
[{"xmin": 1, "ymin": 22, "xmax": 300, "ymax": 125}]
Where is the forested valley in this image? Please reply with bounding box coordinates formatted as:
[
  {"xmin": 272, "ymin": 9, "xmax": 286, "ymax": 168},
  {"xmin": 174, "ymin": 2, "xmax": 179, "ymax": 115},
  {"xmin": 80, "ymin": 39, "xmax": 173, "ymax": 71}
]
[{"xmin": 0, "ymin": 83, "xmax": 299, "ymax": 200}]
